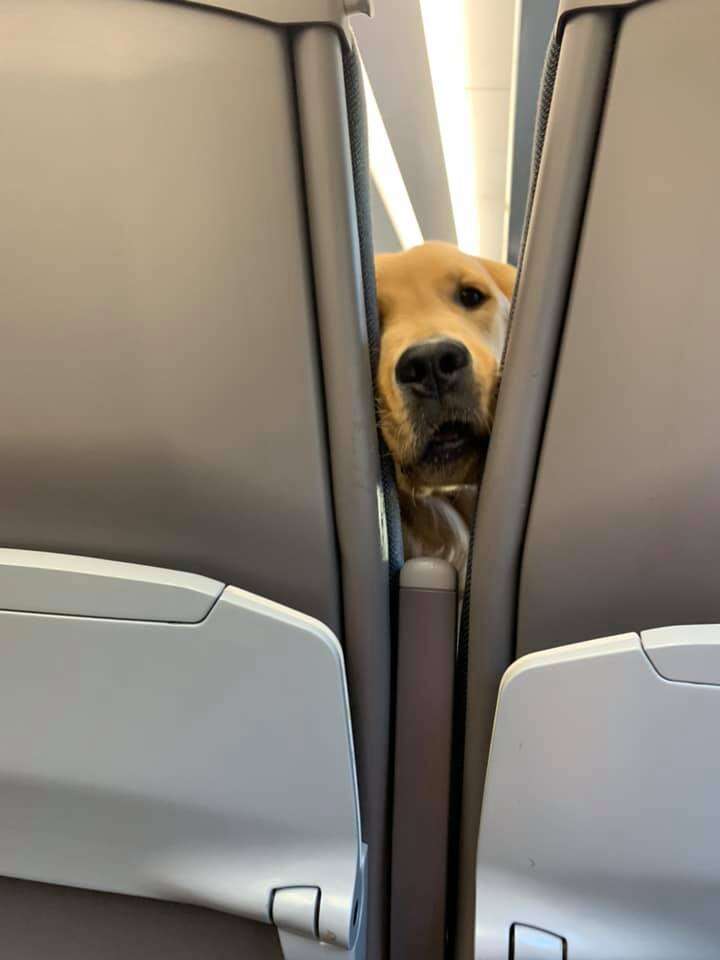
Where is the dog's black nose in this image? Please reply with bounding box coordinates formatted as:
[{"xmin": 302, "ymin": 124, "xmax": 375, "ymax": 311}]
[{"xmin": 396, "ymin": 340, "xmax": 471, "ymax": 398}]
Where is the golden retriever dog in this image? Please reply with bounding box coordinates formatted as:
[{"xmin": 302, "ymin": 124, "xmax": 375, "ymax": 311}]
[{"xmin": 375, "ymin": 241, "xmax": 516, "ymax": 589}]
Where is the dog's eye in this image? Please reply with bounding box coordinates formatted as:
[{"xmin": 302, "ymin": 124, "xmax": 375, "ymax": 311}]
[{"xmin": 458, "ymin": 285, "xmax": 487, "ymax": 309}]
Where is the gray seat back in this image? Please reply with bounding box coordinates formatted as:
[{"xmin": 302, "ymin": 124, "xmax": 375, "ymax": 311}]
[
  {"xmin": 3, "ymin": 0, "xmax": 338, "ymax": 631},
  {"xmin": 456, "ymin": 1, "xmax": 720, "ymax": 956},
  {"xmin": 0, "ymin": 3, "xmax": 397, "ymax": 958}
]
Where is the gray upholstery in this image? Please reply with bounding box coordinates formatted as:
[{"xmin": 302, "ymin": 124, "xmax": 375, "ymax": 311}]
[
  {"xmin": 341, "ymin": 43, "xmax": 403, "ymax": 584},
  {"xmin": 0, "ymin": 878, "xmax": 281, "ymax": 960},
  {"xmin": 0, "ymin": 3, "xmax": 392, "ymax": 958},
  {"xmin": 0, "ymin": 0, "xmax": 341, "ymax": 634},
  {"xmin": 393, "ymin": 561, "xmax": 456, "ymax": 959},
  {"xmin": 454, "ymin": 11, "xmax": 619, "ymax": 960},
  {"xmin": 293, "ymin": 28, "xmax": 397, "ymax": 959},
  {"xmin": 459, "ymin": 0, "xmax": 720, "ymax": 956},
  {"xmin": 341, "ymin": 48, "xmax": 404, "ymax": 954},
  {"xmin": 518, "ymin": 0, "xmax": 720, "ymax": 653},
  {"xmin": 556, "ymin": 0, "xmax": 652, "ymax": 38}
]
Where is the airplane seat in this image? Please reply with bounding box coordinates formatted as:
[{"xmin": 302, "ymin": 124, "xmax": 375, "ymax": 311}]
[
  {"xmin": 455, "ymin": 1, "xmax": 720, "ymax": 957},
  {"xmin": 0, "ymin": 3, "xmax": 398, "ymax": 959}
]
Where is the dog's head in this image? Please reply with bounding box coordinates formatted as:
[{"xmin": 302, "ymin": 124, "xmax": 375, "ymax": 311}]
[{"xmin": 375, "ymin": 241, "xmax": 515, "ymax": 491}]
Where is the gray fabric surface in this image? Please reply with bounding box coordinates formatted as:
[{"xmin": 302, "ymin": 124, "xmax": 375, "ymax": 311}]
[
  {"xmin": 447, "ymin": 35, "xmax": 562, "ymax": 952},
  {"xmin": 0, "ymin": 877, "xmax": 282, "ymax": 960},
  {"xmin": 341, "ymin": 44, "xmax": 404, "ymax": 582}
]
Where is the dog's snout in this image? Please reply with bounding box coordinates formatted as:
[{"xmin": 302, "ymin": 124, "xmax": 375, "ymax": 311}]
[{"xmin": 396, "ymin": 339, "xmax": 471, "ymax": 399}]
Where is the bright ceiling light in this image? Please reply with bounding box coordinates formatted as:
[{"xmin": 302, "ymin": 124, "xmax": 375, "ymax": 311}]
[
  {"xmin": 361, "ymin": 60, "xmax": 423, "ymax": 251},
  {"xmin": 419, "ymin": 0, "xmax": 480, "ymax": 254}
]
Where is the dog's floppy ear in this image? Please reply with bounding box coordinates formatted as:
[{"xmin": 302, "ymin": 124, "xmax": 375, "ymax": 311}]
[
  {"xmin": 478, "ymin": 258, "xmax": 517, "ymax": 301},
  {"xmin": 374, "ymin": 251, "xmax": 397, "ymax": 270}
]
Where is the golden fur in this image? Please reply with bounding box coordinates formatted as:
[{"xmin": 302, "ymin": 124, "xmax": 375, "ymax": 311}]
[{"xmin": 375, "ymin": 241, "xmax": 516, "ymax": 586}]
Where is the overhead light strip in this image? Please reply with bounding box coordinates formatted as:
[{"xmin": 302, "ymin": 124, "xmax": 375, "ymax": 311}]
[
  {"xmin": 361, "ymin": 60, "xmax": 424, "ymax": 251},
  {"xmin": 419, "ymin": 0, "xmax": 480, "ymax": 254}
]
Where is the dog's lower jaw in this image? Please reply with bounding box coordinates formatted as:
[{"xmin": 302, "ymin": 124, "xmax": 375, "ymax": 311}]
[{"xmin": 398, "ymin": 447, "xmax": 483, "ymax": 492}]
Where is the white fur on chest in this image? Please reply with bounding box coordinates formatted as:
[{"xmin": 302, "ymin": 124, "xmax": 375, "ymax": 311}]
[{"xmin": 401, "ymin": 487, "xmax": 477, "ymax": 596}]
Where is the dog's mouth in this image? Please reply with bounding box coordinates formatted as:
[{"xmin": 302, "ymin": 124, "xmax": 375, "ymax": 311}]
[{"xmin": 420, "ymin": 419, "xmax": 482, "ymax": 465}]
